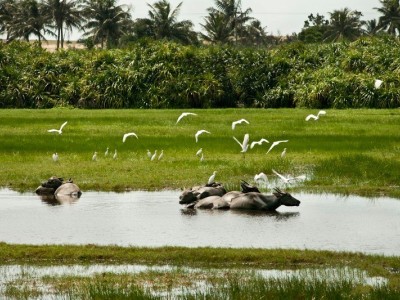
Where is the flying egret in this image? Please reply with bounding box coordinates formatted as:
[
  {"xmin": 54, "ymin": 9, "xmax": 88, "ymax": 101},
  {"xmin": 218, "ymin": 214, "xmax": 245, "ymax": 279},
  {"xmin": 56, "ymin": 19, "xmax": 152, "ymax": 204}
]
[
  {"xmin": 272, "ymin": 169, "xmax": 306, "ymax": 184},
  {"xmin": 266, "ymin": 140, "xmax": 289, "ymax": 154},
  {"xmin": 254, "ymin": 172, "xmax": 268, "ymax": 187},
  {"xmin": 176, "ymin": 112, "xmax": 197, "ymax": 124},
  {"xmin": 195, "ymin": 130, "xmax": 211, "ymax": 143},
  {"xmin": 233, "ymin": 133, "xmax": 249, "ymax": 153},
  {"xmin": 122, "ymin": 132, "xmax": 138, "ymax": 142},
  {"xmin": 52, "ymin": 152, "xmax": 59, "ymax": 162},
  {"xmin": 151, "ymin": 150, "xmax": 158, "ymax": 161},
  {"xmin": 158, "ymin": 150, "xmax": 164, "ymax": 160},
  {"xmin": 250, "ymin": 138, "xmax": 269, "ymax": 149},
  {"xmin": 104, "ymin": 147, "xmax": 109, "ymax": 157},
  {"xmin": 208, "ymin": 171, "xmax": 217, "ymax": 185},
  {"xmin": 232, "ymin": 118, "xmax": 249, "ymax": 130},
  {"xmin": 47, "ymin": 121, "xmax": 68, "ymax": 134},
  {"xmin": 147, "ymin": 149, "xmax": 152, "ymax": 159},
  {"xmin": 281, "ymin": 148, "xmax": 287, "ymax": 158},
  {"xmin": 374, "ymin": 79, "xmax": 383, "ymax": 89},
  {"xmin": 196, "ymin": 148, "xmax": 203, "ymax": 156},
  {"xmin": 305, "ymin": 110, "xmax": 326, "ymax": 121},
  {"xmin": 113, "ymin": 149, "xmax": 117, "ymax": 160},
  {"xmin": 92, "ymin": 152, "xmax": 97, "ymax": 161}
]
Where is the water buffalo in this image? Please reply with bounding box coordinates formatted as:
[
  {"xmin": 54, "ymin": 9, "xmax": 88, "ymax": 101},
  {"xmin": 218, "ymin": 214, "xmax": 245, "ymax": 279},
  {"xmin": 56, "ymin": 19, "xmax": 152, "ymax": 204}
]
[
  {"xmin": 179, "ymin": 183, "xmax": 226, "ymax": 205},
  {"xmin": 35, "ymin": 176, "xmax": 64, "ymax": 195},
  {"xmin": 230, "ymin": 188, "xmax": 300, "ymax": 211},
  {"xmin": 35, "ymin": 176, "xmax": 82, "ymax": 199},
  {"xmin": 194, "ymin": 195, "xmax": 230, "ymax": 209}
]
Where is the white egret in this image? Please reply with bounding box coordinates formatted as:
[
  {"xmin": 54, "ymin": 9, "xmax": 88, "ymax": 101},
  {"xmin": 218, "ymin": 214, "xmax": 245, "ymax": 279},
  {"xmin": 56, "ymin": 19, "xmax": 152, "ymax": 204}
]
[
  {"xmin": 266, "ymin": 140, "xmax": 289, "ymax": 154},
  {"xmin": 195, "ymin": 130, "xmax": 211, "ymax": 143},
  {"xmin": 208, "ymin": 171, "xmax": 217, "ymax": 184},
  {"xmin": 272, "ymin": 169, "xmax": 306, "ymax": 184},
  {"xmin": 158, "ymin": 150, "xmax": 164, "ymax": 160},
  {"xmin": 305, "ymin": 110, "xmax": 326, "ymax": 121},
  {"xmin": 92, "ymin": 152, "xmax": 97, "ymax": 161},
  {"xmin": 196, "ymin": 148, "xmax": 203, "ymax": 156},
  {"xmin": 151, "ymin": 150, "xmax": 158, "ymax": 161},
  {"xmin": 374, "ymin": 79, "xmax": 383, "ymax": 89},
  {"xmin": 147, "ymin": 149, "xmax": 152, "ymax": 159},
  {"xmin": 113, "ymin": 149, "xmax": 117, "ymax": 160},
  {"xmin": 281, "ymin": 148, "xmax": 287, "ymax": 158},
  {"xmin": 122, "ymin": 132, "xmax": 138, "ymax": 142},
  {"xmin": 176, "ymin": 112, "xmax": 197, "ymax": 124},
  {"xmin": 233, "ymin": 133, "xmax": 249, "ymax": 153},
  {"xmin": 104, "ymin": 147, "xmax": 109, "ymax": 157},
  {"xmin": 232, "ymin": 118, "xmax": 249, "ymax": 130},
  {"xmin": 250, "ymin": 138, "xmax": 269, "ymax": 149},
  {"xmin": 47, "ymin": 121, "xmax": 68, "ymax": 134},
  {"xmin": 52, "ymin": 152, "xmax": 59, "ymax": 162},
  {"xmin": 200, "ymin": 153, "xmax": 204, "ymax": 162},
  {"xmin": 254, "ymin": 172, "xmax": 268, "ymax": 187}
]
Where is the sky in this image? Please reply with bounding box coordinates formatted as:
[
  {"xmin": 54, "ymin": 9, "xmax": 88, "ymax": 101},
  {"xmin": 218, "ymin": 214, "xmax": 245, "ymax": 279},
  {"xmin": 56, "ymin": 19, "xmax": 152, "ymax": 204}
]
[
  {"xmin": 2, "ymin": 0, "xmax": 382, "ymax": 41},
  {"xmin": 118, "ymin": 0, "xmax": 381, "ymax": 34}
]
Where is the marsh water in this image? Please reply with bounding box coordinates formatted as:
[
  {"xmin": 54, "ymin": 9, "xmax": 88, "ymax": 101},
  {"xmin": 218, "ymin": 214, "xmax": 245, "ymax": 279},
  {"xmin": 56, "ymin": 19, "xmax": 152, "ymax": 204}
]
[{"xmin": 0, "ymin": 188, "xmax": 399, "ymax": 256}]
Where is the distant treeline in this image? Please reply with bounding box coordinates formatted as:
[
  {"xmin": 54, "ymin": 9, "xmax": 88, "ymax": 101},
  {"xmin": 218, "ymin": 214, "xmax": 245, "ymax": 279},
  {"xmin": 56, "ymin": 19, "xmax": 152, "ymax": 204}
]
[{"xmin": 1, "ymin": 37, "xmax": 400, "ymax": 109}]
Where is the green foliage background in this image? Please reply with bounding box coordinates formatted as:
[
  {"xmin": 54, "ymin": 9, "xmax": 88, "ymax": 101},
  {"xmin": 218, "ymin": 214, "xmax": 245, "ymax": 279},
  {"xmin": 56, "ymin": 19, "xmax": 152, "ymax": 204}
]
[{"xmin": 1, "ymin": 36, "xmax": 400, "ymax": 109}]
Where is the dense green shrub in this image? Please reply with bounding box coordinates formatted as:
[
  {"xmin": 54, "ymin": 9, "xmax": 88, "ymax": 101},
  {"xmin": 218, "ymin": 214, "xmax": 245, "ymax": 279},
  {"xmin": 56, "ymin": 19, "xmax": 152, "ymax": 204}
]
[{"xmin": 1, "ymin": 37, "xmax": 400, "ymax": 108}]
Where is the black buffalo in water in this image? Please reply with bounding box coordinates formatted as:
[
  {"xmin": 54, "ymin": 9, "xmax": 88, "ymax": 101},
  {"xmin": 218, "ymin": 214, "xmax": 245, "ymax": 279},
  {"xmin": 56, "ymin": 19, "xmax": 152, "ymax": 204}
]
[{"xmin": 35, "ymin": 176, "xmax": 82, "ymax": 198}]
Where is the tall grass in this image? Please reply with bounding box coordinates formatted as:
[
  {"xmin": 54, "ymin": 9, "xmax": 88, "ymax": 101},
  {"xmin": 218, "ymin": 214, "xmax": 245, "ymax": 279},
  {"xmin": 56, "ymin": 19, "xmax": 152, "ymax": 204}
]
[{"xmin": 0, "ymin": 108, "xmax": 399, "ymax": 197}]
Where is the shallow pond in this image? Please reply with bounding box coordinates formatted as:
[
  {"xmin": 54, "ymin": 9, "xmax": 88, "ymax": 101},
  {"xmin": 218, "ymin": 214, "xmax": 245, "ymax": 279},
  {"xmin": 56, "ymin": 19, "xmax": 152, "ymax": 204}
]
[{"xmin": 0, "ymin": 189, "xmax": 399, "ymax": 256}]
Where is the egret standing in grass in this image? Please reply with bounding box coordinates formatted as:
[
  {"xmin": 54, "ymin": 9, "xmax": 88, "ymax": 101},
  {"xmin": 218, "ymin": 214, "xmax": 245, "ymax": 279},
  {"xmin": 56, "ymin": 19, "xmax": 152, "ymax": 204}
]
[
  {"xmin": 52, "ymin": 152, "xmax": 59, "ymax": 162},
  {"xmin": 147, "ymin": 149, "xmax": 152, "ymax": 159},
  {"xmin": 158, "ymin": 150, "xmax": 164, "ymax": 160},
  {"xmin": 208, "ymin": 171, "xmax": 217, "ymax": 185},
  {"xmin": 200, "ymin": 153, "xmax": 204, "ymax": 162},
  {"xmin": 105, "ymin": 147, "xmax": 109, "ymax": 157},
  {"xmin": 92, "ymin": 152, "xmax": 97, "ymax": 161},
  {"xmin": 266, "ymin": 140, "xmax": 288, "ymax": 154},
  {"xmin": 305, "ymin": 110, "xmax": 326, "ymax": 121},
  {"xmin": 47, "ymin": 121, "xmax": 68, "ymax": 134},
  {"xmin": 122, "ymin": 132, "xmax": 138, "ymax": 142},
  {"xmin": 231, "ymin": 118, "xmax": 249, "ymax": 130},
  {"xmin": 176, "ymin": 112, "xmax": 197, "ymax": 124},
  {"xmin": 195, "ymin": 130, "xmax": 211, "ymax": 143},
  {"xmin": 113, "ymin": 149, "xmax": 117, "ymax": 160},
  {"xmin": 151, "ymin": 150, "xmax": 158, "ymax": 161},
  {"xmin": 281, "ymin": 148, "xmax": 287, "ymax": 158}
]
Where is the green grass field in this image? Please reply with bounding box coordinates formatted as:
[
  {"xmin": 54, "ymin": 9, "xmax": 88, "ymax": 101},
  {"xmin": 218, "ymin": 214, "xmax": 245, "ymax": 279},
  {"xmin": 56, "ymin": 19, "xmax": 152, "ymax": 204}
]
[{"xmin": 0, "ymin": 108, "xmax": 399, "ymax": 196}]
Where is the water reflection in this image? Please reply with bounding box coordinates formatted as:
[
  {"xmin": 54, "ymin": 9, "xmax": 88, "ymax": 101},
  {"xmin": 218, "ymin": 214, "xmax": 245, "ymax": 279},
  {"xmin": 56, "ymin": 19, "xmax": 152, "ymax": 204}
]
[
  {"xmin": 0, "ymin": 189, "xmax": 399, "ymax": 256},
  {"xmin": 38, "ymin": 193, "xmax": 81, "ymax": 206}
]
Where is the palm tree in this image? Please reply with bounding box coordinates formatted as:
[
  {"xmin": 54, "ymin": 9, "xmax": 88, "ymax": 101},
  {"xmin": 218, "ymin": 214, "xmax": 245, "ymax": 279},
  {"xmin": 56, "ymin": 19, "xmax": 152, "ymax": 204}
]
[
  {"xmin": 206, "ymin": 0, "xmax": 253, "ymax": 43},
  {"xmin": 0, "ymin": 0, "xmax": 16, "ymax": 40},
  {"xmin": 200, "ymin": 11, "xmax": 232, "ymax": 43},
  {"xmin": 7, "ymin": 0, "xmax": 50, "ymax": 44},
  {"xmin": 365, "ymin": 19, "xmax": 379, "ymax": 35},
  {"xmin": 324, "ymin": 8, "xmax": 364, "ymax": 42},
  {"xmin": 82, "ymin": 0, "xmax": 132, "ymax": 48},
  {"xmin": 374, "ymin": 0, "xmax": 400, "ymax": 36},
  {"xmin": 41, "ymin": 0, "xmax": 84, "ymax": 49},
  {"xmin": 133, "ymin": 0, "xmax": 197, "ymax": 44}
]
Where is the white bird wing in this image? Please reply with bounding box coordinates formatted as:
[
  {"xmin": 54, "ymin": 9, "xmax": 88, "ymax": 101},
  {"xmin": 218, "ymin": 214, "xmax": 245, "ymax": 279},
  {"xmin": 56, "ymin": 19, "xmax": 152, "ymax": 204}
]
[
  {"xmin": 196, "ymin": 148, "xmax": 202, "ymax": 156},
  {"xmin": 317, "ymin": 110, "xmax": 326, "ymax": 117},
  {"xmin": 176, "ymin": 112, "xmax": 197, "ymax": 124},
  {"xmin": 233, "ymin": 136, "xmax": 243, "ymax": 148},
  {"xmin": 47, "ymin": 129, "xmax": 59, "ymax": 133},
  {"xmin": 250, "ymin": 138, "xmax": 269, "ymax": 149},
  {"xmin": 272, "ymin": 169, "xmax": 288, "ymax": 182},
  {"xmin": 59, "ymin": 121, "xmax": 68, "ymax": 131},
  {"xmin": 195, "ymin": 130, "xmax": 210, "ymax": 142},
  {"xmin": 123, "ymin": 132, "xmax": 138, "ymax": 142},
  {"xmin": 305, "ymin": 114, "xmax": 317, "ymax": 121},
  {"xmin": 232, "ymin": 118, "xmax": 249, "ymax": 130},
  {"xmin": 266, "ymin": 140, "xmax": 288, "ymax": 154},
  {"xmin": 242, "ymin": 133, "xmax": 249, "ymax": 150}
]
